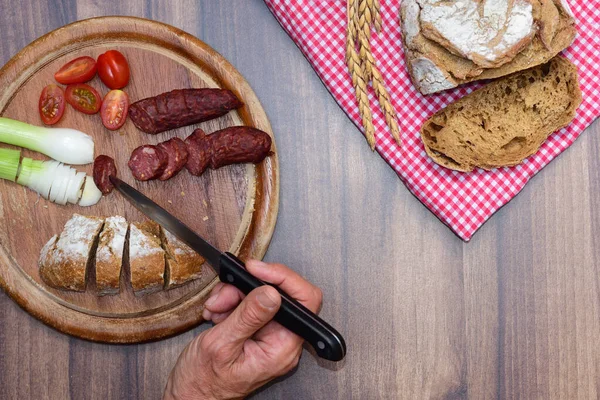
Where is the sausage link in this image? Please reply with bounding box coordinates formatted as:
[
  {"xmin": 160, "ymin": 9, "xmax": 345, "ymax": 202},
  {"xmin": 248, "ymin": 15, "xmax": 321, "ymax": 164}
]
[
  {"xmin": 184, "ymin": 126, "xmax": 272, "ymax": 176},
  {"xmin": 128, "ymin": 89, "xmax": 243, "ymax": 134}
]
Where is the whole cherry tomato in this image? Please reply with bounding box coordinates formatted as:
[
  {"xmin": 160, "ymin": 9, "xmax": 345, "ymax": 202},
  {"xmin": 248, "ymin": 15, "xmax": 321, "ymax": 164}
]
[
  {"xmin": 54, "ymin": 56, "xmax": 97, "ymax": 85},
  {"xmin": 39, "ymin": 84, "xmax": 66, "ymax": 125},
  {"xmin": 97, "ymin": 50, "xmax": 130, "ymax": 89},
  {"xmin": 65, "ymin": 83, "xmax": 102, "ymax": 114},
  {"xmin": 100, "ymin": 90, "xmax": 129, "ymax": 130}
]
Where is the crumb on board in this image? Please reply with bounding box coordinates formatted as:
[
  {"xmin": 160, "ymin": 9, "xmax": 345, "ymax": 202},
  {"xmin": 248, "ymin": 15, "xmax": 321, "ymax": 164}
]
[
  {"xmin": 167, "ymin": 200, "xmax": 172, "ymax": 204},
  {"xmin": 202, "ymin": 216, "xmax": 209, "ymax": 221},
  {"xmin": 202, "ymin": 200, "xmax": 208, "ymax": 207},
  {"xmin": 181, "ymin": 191, "xmax": 185, "ymax": 196},
  {"xmin": 43, "ymin": 205, "xmax": 48, "ymax": 209}
]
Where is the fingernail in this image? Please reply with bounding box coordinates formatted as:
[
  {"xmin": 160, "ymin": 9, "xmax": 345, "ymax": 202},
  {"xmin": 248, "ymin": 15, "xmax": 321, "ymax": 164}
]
[
  {"xmin": 257, "ymin": 287, "xmax": 279, "ymax": 309},
  {"xmin": 202, "ymin": 308, "xmax": 212, "ymax": 320},
  {"xmin": 205, "ymin": 292, "xmax": 219, "ymax": 307}
]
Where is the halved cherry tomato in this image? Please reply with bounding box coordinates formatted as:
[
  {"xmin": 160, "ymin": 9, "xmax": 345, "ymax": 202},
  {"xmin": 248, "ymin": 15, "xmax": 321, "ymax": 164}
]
[
  {"xmin": 97, "ymin": 50, "xmax": 130, "ymax": 89},
  {"xmin": 100, "ymin": 90, "xmax": 129, "ymax": 130},
  {"xmin": 65, "ymin": 84, "xmax": 102, "ymax": 114},
  {"xmin": 39, "ymin": 84, "xmax": 66, "ymax": 125},
  {"xmin": 54, "ymin": 56, "xmax": 97, "ymax": 85}
]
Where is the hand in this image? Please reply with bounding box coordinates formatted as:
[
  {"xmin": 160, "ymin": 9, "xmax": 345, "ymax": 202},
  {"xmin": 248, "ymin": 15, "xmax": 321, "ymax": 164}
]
[{"xmin": 163, "ymin": 260, "xmax": 323, "ymax": 400}]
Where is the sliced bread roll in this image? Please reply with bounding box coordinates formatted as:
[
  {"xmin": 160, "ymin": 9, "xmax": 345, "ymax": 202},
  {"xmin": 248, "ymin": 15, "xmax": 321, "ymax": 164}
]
[
  {"xmin": 39, "ymin": 214, "xmax": 104, "ymax": 291},
  {"xmin": 95, "ymin": 216, "xmax": 128, "ymax": 296},
  {"xmin": 420, "ymin": 56, "xmax": 581, "ymax": 172},
  {"xmin": 129, "ymin": 221, "xmax": 165, "ymax": 296},
  {"xmin": 160, "ymin": 228, "xmax": 205, "ymax": 289}
]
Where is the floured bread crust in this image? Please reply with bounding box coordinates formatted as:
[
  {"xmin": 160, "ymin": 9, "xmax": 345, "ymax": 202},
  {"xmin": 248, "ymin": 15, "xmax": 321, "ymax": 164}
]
[
  {"xmin": 95, "ymin": 216, "xmax": 128, "ymax": 296},
  {"xmin": 420, "ymin": 0, "xmax": 535, "ymax": 68},
  {"xmin": 129, "ymin": 221, "xmax": 165, "ymax": 296},
  {"xmin": 39, "ymin": 214, "xmax": 104, "ymax": 292},
  {"xmin": 400, "ymin": 0, "xmax": 577, "ymax": 94}
]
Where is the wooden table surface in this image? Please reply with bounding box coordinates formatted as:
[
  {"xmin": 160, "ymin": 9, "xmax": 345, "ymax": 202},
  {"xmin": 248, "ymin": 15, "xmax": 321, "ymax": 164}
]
[{"xmin": 1, "ymin": 1, "xmax": 599, "ymax": 399}]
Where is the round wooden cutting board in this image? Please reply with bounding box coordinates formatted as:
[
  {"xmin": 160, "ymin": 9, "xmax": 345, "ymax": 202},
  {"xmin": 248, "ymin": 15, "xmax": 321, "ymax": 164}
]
[{"xmin": 0, "ymin": 17, "xmax": 279, "ymax": 342}]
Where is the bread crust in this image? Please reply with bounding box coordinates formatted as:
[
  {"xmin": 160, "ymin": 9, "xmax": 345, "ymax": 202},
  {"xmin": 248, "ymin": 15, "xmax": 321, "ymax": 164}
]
[
  {"xmin": 95, "ymin": 216, "xmax": 128, "ymax": 296},
  {"xmin": 129, "ymin": 221, "xmax": 165, "ymax": 296},
  {"xmin": 420, "ymin": 56, "xmax": 582, "ymax": 172},
  {"xmin": 39, "ymin": 214, "xmax": 104, "ymax": 292},
  {"xmin": 400, "ymin": 0, "xmax": 577, "ymax": 94},
  {"xmin": 160, "ymin": 228, "xmax": 205, "ymax": 289}
]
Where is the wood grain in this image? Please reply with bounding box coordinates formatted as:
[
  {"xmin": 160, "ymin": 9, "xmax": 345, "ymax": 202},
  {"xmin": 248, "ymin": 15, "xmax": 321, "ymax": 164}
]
[
  {"xmin": 0, "ymin": 16, "xmax": 279, "ymax": 342},
  {"xmin": 1, "ymin": 1, "xmax": 599, "ymax": 399}
]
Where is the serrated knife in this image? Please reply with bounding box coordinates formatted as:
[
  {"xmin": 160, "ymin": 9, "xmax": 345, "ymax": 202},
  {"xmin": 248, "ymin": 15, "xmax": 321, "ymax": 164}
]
[{"xmin": 110, "ymin": 176, "xmax": 346, "ymax": 361}]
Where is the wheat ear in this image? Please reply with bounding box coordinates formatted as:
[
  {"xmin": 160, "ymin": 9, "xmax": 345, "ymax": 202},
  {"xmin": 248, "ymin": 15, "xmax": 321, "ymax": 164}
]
[
  {"xmin": 371, "ymin": 0, "xmax": 382, "ymax": 32},
  {"xmin": 346, "ymin": 0, "xmax": 376, "ymax": 149}
]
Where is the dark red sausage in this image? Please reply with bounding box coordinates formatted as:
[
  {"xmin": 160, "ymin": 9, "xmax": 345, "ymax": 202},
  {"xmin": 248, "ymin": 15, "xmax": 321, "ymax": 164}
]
[
  {"xmin": 128, "ymin": 89, "xmax": 244, "ymax": 134},
  {"xmin": 184, "ymin": 127, "xmax": 272, "ymax": 176},
  {"xmin": 157, "ymin": 137, "xmax": 189, "ymax": 181},
  {"xmin": 128, "ymin": 145, "xmax": 168, "ymax": 181},
  {"xmin": 93, "ymin": 155, "xmax": 117, "ymax": 194},
  {"xmin": 184, "ymin": 129, "xmax": 211, "ymax": 176}
]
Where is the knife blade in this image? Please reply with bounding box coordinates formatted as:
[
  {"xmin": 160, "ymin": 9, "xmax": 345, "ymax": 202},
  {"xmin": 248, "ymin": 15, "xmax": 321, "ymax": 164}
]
[{"xmin": 110, "ymin": 176, "xmax": 346, "ymax": 361}]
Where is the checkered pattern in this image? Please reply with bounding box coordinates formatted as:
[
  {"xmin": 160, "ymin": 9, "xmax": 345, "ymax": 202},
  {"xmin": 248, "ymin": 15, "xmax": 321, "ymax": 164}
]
[{"xmin": 264, "ymin": 1, "xmax": 600, "ymax": 241}]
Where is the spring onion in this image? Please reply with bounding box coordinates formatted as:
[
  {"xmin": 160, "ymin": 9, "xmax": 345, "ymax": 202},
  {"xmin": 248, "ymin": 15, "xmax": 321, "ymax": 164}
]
[
  {"xmin": 0, "ymin": 148, "xmax": 21, "ymax": 181},
  {"xmin": 0, "ymin": 147, "xmax": 101, "ymax": 206},
  {"xmin": 0, "ymin": 117, "xmax": 94, "ymax": 165},
  {"xmin": 78, "ymin": 176, "xmax": 102, "ymax": 206}
]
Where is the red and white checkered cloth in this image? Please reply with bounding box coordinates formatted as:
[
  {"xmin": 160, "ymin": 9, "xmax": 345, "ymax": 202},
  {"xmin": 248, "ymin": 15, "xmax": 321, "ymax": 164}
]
[{"xmin": 264, "ymin": 1, "xmax": 600, "ymax": 241}]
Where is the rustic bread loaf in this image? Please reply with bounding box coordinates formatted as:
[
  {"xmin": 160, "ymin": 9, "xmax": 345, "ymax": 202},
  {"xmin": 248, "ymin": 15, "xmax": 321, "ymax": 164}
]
[
  {"xmin": 401, "ymin": 0, "xmax": 577, "ymax": 94},
  {"xmin": 39, "ymin": 214, "xmax": 104, "ymax": 291},
  {"xmin": 420, "ymin": 56, "xmax": 581, "ymax": 172},
  {"xmin": 160, "ymin": 228, "xmax": 205, "ymax": 289},
  {"xmin": 129, "ymin": 221, "xmax": 165, "ymax": 296},
  {"xmin": 95, "ymin": 216, "xmax": 128, "ymax": 296}
]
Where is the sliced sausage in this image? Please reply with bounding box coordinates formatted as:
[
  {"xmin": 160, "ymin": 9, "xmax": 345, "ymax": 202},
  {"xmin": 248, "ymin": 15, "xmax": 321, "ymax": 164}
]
[
  {"xmin": 128, "ymin": 89, "xmax": 244, "ymax": 134},
  {"xmin": 128, "ymin": 145, "xmax": 168, "ymax": 181},
  {"xmin": 185, "ymin": 129, "xmax": 212, "ymax": 176},
  {"xmin": 93, "ymin": 155, "xmax": 117, "ymax": 194},
  {"xmin": 157, "ymin": 137, "xmax": 189, "ymax": 181}
]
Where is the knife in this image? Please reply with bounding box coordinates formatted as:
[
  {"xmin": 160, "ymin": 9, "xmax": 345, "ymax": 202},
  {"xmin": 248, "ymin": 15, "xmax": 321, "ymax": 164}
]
[{"xmin": 110, "ymin": 176, "xmax": 346, "ymax": 361}]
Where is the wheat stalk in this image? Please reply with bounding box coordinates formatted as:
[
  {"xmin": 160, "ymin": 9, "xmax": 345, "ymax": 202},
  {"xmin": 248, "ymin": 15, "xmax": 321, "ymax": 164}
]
[
  {"xmin": 372, "ymin": 0, "xmax": 382, "ymax": 32},
  {"xmin": 346, "ymin": 0, "xmax": 376, "ymax": 149},
  {"xmin": 372, "ymin": 67, "xmax": 400, "ymax": 144},
  {"xmin": 357, "ymin": 0, "xmax": 374, "ymax": 81}
]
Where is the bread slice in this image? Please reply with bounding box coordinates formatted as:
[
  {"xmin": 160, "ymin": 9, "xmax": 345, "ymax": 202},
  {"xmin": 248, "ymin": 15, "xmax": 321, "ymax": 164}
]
[
  {"xmin": 95, "ymin": 216, "xmax": 128, "ymax": 296},
  {"xmin": 420, "ymin": 57, "xmax": 581, "ymax": 172},
  {"xmin": 129, "ymin": 221, "xmax": 165, "ymax": 296},
  {"xmin": 401, "ymin": 0, "xmax": 577, "ymax": 94},
  {"xmin": 39, "ymin": 214, "xmax": 104, "ymax": 291},
  {"xmin": 160, "ymin": 228, "xmax": 205, "ymax": 289}
]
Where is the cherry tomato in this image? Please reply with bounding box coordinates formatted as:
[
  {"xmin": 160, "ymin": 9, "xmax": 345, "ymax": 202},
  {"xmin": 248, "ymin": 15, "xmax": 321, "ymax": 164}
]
[
  {"xmin": 39, "ymin": 84, "xmax": 66, "ymax": 125},
  {"xmin": 65, "ymin": 84, "xmax": 102, "ymax": 114},
  {"xmin": 54, "ymin": 56, "xmax": 97, "ymax": 85},
  {"xmin": 100, "ymin": 90, "xmax": 129, "ymax": 130},
  {"xmin": 97, "ymin": 50, "xmax": 130, "ymax": 89}
]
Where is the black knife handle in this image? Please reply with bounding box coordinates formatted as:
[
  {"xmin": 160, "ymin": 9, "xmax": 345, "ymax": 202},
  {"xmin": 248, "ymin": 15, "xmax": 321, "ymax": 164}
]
[{"xmin": 218, "ymin": 252, "xmax": 346, "ymax": 362}]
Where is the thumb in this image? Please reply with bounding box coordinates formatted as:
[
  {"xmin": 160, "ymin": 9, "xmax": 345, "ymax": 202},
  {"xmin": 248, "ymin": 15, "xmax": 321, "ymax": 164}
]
[{"xmin": 212, "ymin": 285, "xmax": 281, "ymax": 352}]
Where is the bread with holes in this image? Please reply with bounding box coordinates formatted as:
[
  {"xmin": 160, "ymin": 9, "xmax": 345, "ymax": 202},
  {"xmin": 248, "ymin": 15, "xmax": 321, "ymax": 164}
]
[{"xmin": 420, "ymin": 56, "xmax": 581, "ymax": 172}]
